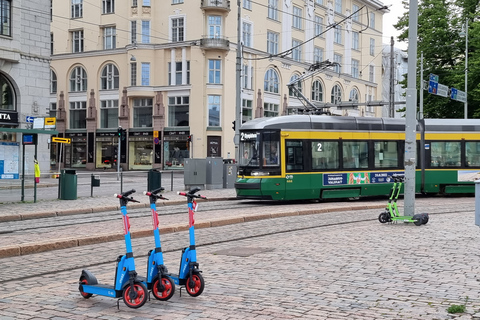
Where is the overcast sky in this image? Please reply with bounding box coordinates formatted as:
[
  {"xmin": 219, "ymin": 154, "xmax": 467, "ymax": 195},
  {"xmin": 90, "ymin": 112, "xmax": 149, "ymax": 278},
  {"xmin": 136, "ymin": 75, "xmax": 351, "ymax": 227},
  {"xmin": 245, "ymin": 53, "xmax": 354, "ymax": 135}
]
[{"xmin": 381, "ymin": 0, "xmax": 408, "ymax": 49}]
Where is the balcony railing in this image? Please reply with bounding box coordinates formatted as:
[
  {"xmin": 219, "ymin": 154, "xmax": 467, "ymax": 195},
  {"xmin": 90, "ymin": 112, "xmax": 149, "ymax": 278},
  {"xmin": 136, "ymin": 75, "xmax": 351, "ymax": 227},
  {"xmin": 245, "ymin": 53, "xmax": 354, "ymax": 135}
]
[
  {"xmin": 201, "ymin": 0, "xmax": 231, "ymax": 11},
  {"xmin": 199, "ymin": 37, "xmax": 230, "ymax": 51}
]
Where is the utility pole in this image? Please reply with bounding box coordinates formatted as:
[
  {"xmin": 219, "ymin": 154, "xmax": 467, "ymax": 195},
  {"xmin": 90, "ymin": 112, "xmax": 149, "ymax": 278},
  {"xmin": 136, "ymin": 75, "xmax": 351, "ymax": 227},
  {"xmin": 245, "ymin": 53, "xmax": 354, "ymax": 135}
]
[
  {"xmin": 404, "ymin": 0, "xmax": 418, "ymax": 216},
  {"xmin": 464, "ymin": 19, "xmax": 468, "ymax": 119},
  {"xmin": 234, "ymin": 0, "xmax": 242, "ymax": 162},
  {"xmin": 389, "ymin": 37, "xmax": 395, "ymax": 118}
]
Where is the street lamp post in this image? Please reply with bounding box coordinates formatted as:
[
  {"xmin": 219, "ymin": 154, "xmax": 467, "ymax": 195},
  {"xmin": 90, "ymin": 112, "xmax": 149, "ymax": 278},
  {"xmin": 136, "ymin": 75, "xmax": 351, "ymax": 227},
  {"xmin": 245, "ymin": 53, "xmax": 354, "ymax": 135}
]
[{"xmin": 460, "ymin": 20, "xmax": 468, "ymax": 119}]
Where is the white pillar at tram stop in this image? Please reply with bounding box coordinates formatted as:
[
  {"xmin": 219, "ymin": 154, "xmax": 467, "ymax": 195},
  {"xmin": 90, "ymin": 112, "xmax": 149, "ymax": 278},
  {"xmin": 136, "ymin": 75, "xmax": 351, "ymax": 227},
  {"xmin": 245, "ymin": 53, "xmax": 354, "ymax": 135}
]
[{"xmin": 475, "ymin": 180, "xmax": 480, "ymax": 226}]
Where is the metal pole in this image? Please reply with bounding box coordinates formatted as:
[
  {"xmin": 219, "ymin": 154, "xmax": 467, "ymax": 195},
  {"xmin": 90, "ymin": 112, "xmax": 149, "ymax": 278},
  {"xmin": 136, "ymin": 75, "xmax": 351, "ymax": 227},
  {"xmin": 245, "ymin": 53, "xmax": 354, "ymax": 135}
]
[
  {"xmin": 234, "ymin": 0, "xmax": 242, "ymax": 162},
  {"xmin": 21, "ymin": 143, "xmax": 25, "ymax": 202},
  {"xmin": 464, "ymin": 19, "xmax": 468, "ymax": 119},
  {"xmin": 34, "ymin": 143, "xmax": 38, "ymax": 203},
  {"xmin": 419, "ymin": 52, "xmax": 425, "ymax": 193},
  {"xmin": 171, "ymin": 170, "xmax": 173, "ymax": 191},
  {"xmin": 117, "ymin": 134, "xmax": 121, "ymax": 181},
  {"xmin": 389, "ymin": 36, "xmax": 395, "ymax": 118},
  {"xmin": 404, "ymin": 0, "xmax": 418, "ymax": 216}
]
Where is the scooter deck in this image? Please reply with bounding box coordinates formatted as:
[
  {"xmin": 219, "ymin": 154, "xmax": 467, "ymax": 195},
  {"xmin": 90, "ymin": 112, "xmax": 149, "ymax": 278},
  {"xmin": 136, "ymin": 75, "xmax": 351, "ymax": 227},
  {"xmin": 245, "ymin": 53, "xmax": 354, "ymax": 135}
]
[{"xmin": 82, "ymin": 284, "xmax": 121, "ymax": 298}]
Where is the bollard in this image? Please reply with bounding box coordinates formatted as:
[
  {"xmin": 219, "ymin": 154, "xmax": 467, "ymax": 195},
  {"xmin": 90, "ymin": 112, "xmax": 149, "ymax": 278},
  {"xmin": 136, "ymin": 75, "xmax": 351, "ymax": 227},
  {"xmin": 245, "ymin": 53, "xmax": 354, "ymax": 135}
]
[{"xmin": 476, "ymin": 181, "xmax": 480, "ymax": 226}]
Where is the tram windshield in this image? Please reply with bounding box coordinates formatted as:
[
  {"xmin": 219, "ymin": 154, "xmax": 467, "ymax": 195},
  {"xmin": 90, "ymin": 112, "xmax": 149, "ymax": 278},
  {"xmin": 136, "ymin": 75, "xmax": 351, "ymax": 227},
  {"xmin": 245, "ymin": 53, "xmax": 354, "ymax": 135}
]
[{"xmin": 239, "ymin": 130, "xmax": 280, "ymax": 175}]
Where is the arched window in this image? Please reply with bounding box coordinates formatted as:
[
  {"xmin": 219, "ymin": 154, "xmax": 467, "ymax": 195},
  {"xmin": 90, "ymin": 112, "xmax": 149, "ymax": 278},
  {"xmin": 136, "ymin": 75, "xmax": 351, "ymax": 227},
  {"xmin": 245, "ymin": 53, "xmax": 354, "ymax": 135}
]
[
  {"xmin": 0, "ymin": 73, "xmax": 15, "ymax": 110},
  {"xmin": 264, "ymin": 68, "xmax": 279, "ymax": 93},
  {"xmin": 349, "ymin": 88, "xmax": 359, "ymax": 102},
  {"xmin": 50, "ymin": 70, "xmax": 57, "ymax": 94},
  {"xmin": 100, "ymin": 63, "xmax": 119, "ymax": 90},
  {"xmin": 331, "ymin": 84, "xmax": 342, "ymax": 104},
  {"xmin": 70, "ymin": 66, "xmax": 87, "ymax": 92},
  {"xmin": 288, "ymin": 74, "xmax": 302, "ymax": 97},
  {"xmin": 311, "ymin": 80, "xmax": 323, "ymax": 102}
]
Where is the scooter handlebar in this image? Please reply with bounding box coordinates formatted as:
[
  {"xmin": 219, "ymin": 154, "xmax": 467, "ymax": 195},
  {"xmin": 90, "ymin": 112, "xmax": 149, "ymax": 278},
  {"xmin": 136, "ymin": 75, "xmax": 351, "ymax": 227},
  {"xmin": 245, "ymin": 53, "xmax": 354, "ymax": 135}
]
[{"xmin": 177, "ymin": 191, "xmax": 207, "ymax": 200}]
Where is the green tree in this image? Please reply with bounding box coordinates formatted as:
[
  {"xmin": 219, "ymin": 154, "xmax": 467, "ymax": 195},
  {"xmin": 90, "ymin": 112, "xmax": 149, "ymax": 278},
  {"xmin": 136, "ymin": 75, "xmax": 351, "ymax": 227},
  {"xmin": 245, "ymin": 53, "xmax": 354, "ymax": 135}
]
[{"xmin": 394, "ymin": 0, "xmax": 480, "ymax": 118}]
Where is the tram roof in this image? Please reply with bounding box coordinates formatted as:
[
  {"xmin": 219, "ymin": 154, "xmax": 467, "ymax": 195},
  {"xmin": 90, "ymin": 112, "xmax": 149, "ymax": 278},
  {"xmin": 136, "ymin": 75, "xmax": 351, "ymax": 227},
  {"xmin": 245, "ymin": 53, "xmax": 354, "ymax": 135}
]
[{"xmin": 240, "ymin": 115, "xmax": 480, "ymax": 132}]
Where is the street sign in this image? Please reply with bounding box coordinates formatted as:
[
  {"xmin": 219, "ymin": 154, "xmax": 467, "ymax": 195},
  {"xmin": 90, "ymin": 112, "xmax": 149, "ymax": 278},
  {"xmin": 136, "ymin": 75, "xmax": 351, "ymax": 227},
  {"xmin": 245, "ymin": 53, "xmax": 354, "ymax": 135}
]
[
  {"xmin": 428, "ymin": 74, "xmax": 439, "ymax": 94},
  {"xmin": 456, "ymin": 91, "xmax": 467, "ymax": 103},
  {"xmin": 154, "ymin": 137, "xmax": 160, "ymax": 144},
  {"xmin": 26, "ymin": 116, "xmax": 35, "ymax": 123},
  {"xmin": 45, "ymin": 117, "xmax": 56, "ymax": 126},
  {"xmin": 450, "ymin": 88, "xmax": 458, "ymax": 100},
  {"xmin": 33, "ymin": 118, "xmax": 44, "ymax": 129},
  {"xmin": 437, "ymin": 84, "xmax": 449, "ymax": 97},
  {"xmin": 51, "ymin": 137, "xmax": 71, "ymax": 144},
  {"xmin": 153, "ymin": 131, "xmax": 159, "ymax": 138}
]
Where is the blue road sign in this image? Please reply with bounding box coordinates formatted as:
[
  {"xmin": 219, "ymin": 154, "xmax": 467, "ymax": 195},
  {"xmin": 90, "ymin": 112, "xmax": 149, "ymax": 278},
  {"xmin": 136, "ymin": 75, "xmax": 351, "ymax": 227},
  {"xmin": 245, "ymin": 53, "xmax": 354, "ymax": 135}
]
[
  {"xmin": 428, "ymin": 74, "xmax": 439, "ymax": 94},
  {"xmin": 26, "ymin": 116, "xmax": 35, "ymax": 123},
  {"xmin": 450, "ymin": 88, "xmax": 458, "ymax": 100}
]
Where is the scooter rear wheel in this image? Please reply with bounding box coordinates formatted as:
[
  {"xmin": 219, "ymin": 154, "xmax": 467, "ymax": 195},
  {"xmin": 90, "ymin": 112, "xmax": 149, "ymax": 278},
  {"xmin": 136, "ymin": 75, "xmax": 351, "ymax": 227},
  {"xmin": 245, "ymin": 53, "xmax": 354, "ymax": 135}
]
[
  {"xmin": 186, "ymin": 273, "xmax": 204, "ymax": 297},
  {"xmin": 413, "ymin": 214, "xmax": 423, "ymax": 226},
  {"xmin": 152, "ymin": 275, "xmax": 175, "ymax": 301},
  {"xmin": 378, "ymin": 212, "xmax": 389, "ymax": 224},
  {"xmin": 123, "ymin": 282, "xmax": 148, "ymax": 308},
  {"xmin": 79, "ymin": 276, "xmax": 92, "ymax": 299}
]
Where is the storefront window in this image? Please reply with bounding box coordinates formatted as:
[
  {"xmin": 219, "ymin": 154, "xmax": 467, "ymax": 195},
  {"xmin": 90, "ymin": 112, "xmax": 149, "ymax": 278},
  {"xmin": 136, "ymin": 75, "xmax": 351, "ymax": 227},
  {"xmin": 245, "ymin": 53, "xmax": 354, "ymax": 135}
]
[
  {"xmin": 164, "ymin": 140, "xmax": 189, "ymax": 169},
  {"xmin": 129, "ymin": 138, "xmax": 153, "ymax": 170},
  {"xmin": 96, "ymin": 136, "xmax": 117, "ymax": 168},
  {"xmin": 67, "ymin": 136, "xmax": 87, "ymax": 168}
]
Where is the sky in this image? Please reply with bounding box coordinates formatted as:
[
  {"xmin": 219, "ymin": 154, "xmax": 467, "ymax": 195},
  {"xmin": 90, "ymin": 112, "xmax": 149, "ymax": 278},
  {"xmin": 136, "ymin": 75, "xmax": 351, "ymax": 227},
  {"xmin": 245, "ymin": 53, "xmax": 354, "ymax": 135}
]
[{"xmin": 381, "ymin": 0, "xmax": 408, "ymax": 49}]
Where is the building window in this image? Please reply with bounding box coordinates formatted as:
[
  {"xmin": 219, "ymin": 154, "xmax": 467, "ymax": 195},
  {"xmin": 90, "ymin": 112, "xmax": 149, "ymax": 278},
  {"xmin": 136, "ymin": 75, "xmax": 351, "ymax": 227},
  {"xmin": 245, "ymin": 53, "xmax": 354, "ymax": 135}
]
[
  {"xmin": 351, "ymin": 59, "xmax": 359, "ymax": 78},
  {"xmin": 100, "ymin": 100, "xmax": 118, "ymax": 128},
  {"xmin": 208, "ymin": 15, "xmax": 221, "ymax": 38},
  {"xmin": 333, "ymin": 54, "xmax": 342, "ymax": 73},
  {"xmin": 267, "ymin": 31, "xmax": 279, "ymax": 55},
  {"xmin": 331, "ymin": 84, "xmax": 342, "ymax": 104},
  {"xmin": 69, "ymin": 101, "xmax": 87, "ymax": 129},
  {"xmin": 314, "ymin": 46, "xmax": 323, "ymax": 62},
  {"xmin": 369, "ymin": 65, "xmax": 375, "ymax": 82},
  {"xmin": 171, "ymin": 17, "xmax": 185, "ymax": 42},
  {"xmin": 69, "ymin": 66, "xmax": 87, "ymax": 92},
  {"xmin": 242, "ymin": 99, "xmax": 253, "ymax": 122},
  {"xmin": 370, "ymin": 38, "xmax": 375, "ymax": 56},
  {"xmin": 0, "ymin": 0, "xmax": 11, "ymax": 37},
  {"xmin": 268, "ymin": 0, "xmax": 278, "ymax": 21},
  {"xmin": 311, "ymin": 80, "xmax": 323, "ymax": 102},
  {"xmin": 0, "ymin": 74, "xmax": 14, "ymax": 110},
  {"xmin": 100, "ymin": 64, "xmax": 119, "ymax": 90},
  {"xmin": 349, "ymin": 88, "xmax": 359, "ymax": 102},
  {"xmin": 292, "ymin": 6, "xmax": 302, "ymax": 30},
  {"xmin": 172, "ymin": 0, "xmax": 183, "ymax": 3},
  {"xmin": 49, "ymin": 103, "xmax": 57, "ymax": 118},
  {"xmin": 370, "ymin": 12, "xmax": 375, "ymax": 29},
  {"xmin": 352, "ymin": 4, "xmax": 359, "ymax": 21},
  {"xmin": 133, "ymin": 98, "xmax": 152, "ymax": 127},
  {"xmin": 130, "ymin": 62, "xmax": 137, "ymax": 86},
  {"xmin": 334, "ymin": 0, "xmax": 341, "ymax": 13},
  {"xmin": 243, "ymin": 65, "xmax": 252, "ymax": 90},
  {"xmin": 51, "ymin": 33, "xmax": 54, "ymax": 54},
  {"xmin": 103, "ymin": 27, "xmax": 116, "ymax": 49},
  {"xmin": 242, "ymin": 22, "xmax": 252, "ymax": 47},
  {"xmin": 132, "ymin": 0, "xmax": 137, "ymax": 6},
  {"xmin": 352, "ymin": 31, "xmax": 359, "ymax": 50},
  {"xmin": 208, "ymin": 95, "xmax": 221, "ymax": 127},
  {"xmin": 243, "ymin": 0, "xmax": 251, "ymax": 10},
  {"xmin": 131, "ymin": 21, "xmax": 137, "ymax": 44},
  {"xmin": 264, "ymin": 103, "xmax": 279, "ymax": 117},
  {"xmin": 314, "ymin": 16, "xmax": 323, "ymax": 37},
  {"xmin": 292, "ymin": 39, "xmax": 302, "ymax": 62},
  {"xmin": 208, "ymin": 59, "xmax": 221, "ymax": 84},
  {"xmin": 168, "ymin": 96, "xmax": 189, "ymax": 126},
  {"xmin": 168, "ymin": 61, "xmax": 190, "ymax": 85},
  {"xmin": 72, "ymin": 30, "xmax": 84, "ymax": 53},
  {"xmin": 143, "ymin": 0, "xmax": 150, "ymax": 6},
  {"xmin": 50, "ymin": 70, "xmax": 57, "ymax": 94},
  {"xmin": 102, "ymin": 0, "xmax": 114, "ymax": 14},
  {"xmin": 315, "ymin": 0, "xmax": 323, "ymax": 4},
  {"xmin": 142, "ymin": 20, "xmax": 150, "ymax": 43},
  {"xmin": 141, "ymin": 63, "xmax": 150, "ymax": 86},
  {"xmin": 334, "ymin": 25, "xmax": 342, "ymax": 44},
  {"xmin": 71, "ymin": 0, "xmax": 82, "ymax": 18},
  {"xmin": 289, "ymin": 74, "xmax": 302, "ymax": 97},
  {"xmin": 264, "ymin": 68, "xmax": 279, "ymax": 93}
]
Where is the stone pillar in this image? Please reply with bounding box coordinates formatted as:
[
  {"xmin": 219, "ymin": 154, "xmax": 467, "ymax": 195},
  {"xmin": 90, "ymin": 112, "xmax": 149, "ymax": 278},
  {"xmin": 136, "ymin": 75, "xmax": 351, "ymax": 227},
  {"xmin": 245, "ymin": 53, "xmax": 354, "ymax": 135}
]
[
  {"xmin": 255, "ymin": 89, "xmax": 263, "ymax": 118},
  {"xmin": 282, "ymin": 94, "xmax": 288, "ymax": 115},
  {"xmin": 152, "ymin": 91, "xmax": 165, "ymax": 169},
  {"xmin": 85, "ymin": 89, "xmax": 97, "ymax": 170},
  {"xmin": 118, "ymin": 87, "xmax": 130, "ymax": 171}
]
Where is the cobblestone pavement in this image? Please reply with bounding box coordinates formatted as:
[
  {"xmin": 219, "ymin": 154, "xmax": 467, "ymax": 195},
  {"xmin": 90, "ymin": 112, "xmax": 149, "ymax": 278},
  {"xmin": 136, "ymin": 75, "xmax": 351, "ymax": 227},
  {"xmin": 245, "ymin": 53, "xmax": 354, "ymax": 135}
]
[{"xmin": 0, "ymin": 196, "xmax": 480, "ymax": 319}]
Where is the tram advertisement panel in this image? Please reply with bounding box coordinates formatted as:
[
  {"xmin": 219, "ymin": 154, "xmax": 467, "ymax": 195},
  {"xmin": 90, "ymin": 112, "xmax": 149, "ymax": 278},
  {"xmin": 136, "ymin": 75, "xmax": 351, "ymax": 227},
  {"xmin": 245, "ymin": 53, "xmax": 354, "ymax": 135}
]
[{"xmin": 323, "ymin": 171, "xmax": 404, "ymax": 186}]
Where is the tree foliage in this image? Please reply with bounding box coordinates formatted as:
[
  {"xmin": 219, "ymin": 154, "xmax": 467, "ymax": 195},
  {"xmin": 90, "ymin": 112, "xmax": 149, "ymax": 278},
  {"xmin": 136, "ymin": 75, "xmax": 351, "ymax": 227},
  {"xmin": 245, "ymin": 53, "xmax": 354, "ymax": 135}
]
[{"xmin": 394, "ymin": 0, "xmax": 480, "ymax": 118}]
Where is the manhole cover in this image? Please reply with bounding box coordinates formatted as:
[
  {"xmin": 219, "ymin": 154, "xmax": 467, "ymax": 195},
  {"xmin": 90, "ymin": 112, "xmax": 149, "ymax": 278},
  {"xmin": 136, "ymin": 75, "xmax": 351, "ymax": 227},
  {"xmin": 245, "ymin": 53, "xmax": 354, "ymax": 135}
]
[{"xmin": 213, "ymin": 246, "xmax": 273, "ymax": 257}]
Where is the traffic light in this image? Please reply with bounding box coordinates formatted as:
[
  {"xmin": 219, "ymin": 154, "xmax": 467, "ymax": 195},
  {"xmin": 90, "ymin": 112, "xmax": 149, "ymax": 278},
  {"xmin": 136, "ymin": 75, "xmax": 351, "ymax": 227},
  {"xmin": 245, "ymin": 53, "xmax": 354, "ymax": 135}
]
[
  {"xmin": 117, "ymin": 127, "xmax": 126, "ymax": 141},
  {"xmin": 117, "ymin": 127, "xmax": 122, "ymax": 137},
  {"xmin": 187, "ymin": 135, "xmax": 192, "ymax": 142},
  {"xmin": 232, "ymin": 121, "xmax": 236, "ymax": 131}
]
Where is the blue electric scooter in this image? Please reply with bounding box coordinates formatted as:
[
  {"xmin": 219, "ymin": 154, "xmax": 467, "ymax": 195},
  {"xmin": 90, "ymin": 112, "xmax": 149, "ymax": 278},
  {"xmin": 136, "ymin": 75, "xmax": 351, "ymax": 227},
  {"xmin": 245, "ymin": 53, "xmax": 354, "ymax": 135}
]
[
  {"xmin": 78, "ymin": 189, "xmax": 148, "ymax": 309},
  {"xmin": 170, "ymin": 187, "xmax": 207, "ymax": 297},
  {"xmin": 143, "ymin": 187, "xmax": 175, "ymax": 301}
]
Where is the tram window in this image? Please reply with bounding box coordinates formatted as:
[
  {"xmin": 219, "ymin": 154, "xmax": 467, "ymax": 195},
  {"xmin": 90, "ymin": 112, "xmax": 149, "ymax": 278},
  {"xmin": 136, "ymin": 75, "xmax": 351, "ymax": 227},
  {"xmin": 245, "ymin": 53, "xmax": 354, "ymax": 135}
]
[
  {"xmin": 311, "ymin": 141, "xmax": 339, "ymax": 170},
  {"xmin": 431, "ymin": 141, "xmax": 461, "ymax": 167},
  {"xmin": 465, "ymin": 142, "xmax": 480, "ymax": 167},
  {"xmin": 286, "ymin": 140, "xmax": 303, "ymax": 171},
  {"xmin": 374, "ymin": 141, "xmax": 398, "ymax": 168},
  {"xmin": 263, "ymin": 140, "xmax": 279, "ymax": 166},
  {"xmin": 343, "ymin": 141, "xmax": 368, "ymax": 169}
]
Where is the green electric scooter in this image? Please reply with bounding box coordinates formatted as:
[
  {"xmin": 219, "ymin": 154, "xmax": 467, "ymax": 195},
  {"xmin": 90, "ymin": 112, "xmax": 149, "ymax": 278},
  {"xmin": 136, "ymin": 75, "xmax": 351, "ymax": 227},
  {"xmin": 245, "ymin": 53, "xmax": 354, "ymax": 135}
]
[{"xmin": 378, "ymin": 174, "xmax": 429, "ymax": 226}]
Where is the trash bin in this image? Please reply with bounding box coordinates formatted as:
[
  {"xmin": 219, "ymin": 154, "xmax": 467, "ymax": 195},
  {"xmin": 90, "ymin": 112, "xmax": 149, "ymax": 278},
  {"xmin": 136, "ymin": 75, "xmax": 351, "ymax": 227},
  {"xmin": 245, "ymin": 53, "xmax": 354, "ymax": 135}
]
[
  {"xmin": 60, "ymin": 169, "xmax": 77, "ymax": 200},
  {"xmin": 147, "ymin": 169, "xmax": 162, "ymax": 191}
]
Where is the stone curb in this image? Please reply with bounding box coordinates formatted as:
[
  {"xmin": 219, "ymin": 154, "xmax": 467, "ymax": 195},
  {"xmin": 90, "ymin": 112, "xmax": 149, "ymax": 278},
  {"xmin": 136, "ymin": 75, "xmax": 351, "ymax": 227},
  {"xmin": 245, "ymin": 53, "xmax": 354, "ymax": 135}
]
[{"xmin": 0, "ymin": 204, "xmax": 385, "ymax": 259}]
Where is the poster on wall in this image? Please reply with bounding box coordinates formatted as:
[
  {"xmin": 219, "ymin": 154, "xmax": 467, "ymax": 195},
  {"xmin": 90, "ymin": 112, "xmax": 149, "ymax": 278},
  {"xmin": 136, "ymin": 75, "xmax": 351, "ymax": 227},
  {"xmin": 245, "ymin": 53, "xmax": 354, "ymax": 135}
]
[{"xmin": 0, "ymin": 142, "xmax": 20, "ymax": 179}]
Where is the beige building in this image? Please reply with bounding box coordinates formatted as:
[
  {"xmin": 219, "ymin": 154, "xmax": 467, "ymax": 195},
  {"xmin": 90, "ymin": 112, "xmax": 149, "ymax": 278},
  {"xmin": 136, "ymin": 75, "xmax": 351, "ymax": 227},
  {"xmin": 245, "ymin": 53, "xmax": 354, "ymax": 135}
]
[{"xmin": 50, "ymin": 0, "xmax": 386, "ymax": 171}]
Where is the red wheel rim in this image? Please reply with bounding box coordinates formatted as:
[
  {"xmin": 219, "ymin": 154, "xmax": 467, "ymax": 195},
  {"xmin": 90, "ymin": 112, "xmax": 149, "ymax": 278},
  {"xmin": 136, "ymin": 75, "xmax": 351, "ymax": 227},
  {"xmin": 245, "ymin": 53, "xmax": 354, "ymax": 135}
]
[
  {"xmin": 80, "ymin": 279, "xmax": 89, "ymax": 297},
  {"xmin": 186, "ymin": 275, "xmax": 201, "ymax": 294},
  {"xmin": 124, "ymin": 284, "xmax": 146, "ymax": 306},
  {"xmin": 153, "ymin": 278, "xmax": 173, "ymax": 299}
]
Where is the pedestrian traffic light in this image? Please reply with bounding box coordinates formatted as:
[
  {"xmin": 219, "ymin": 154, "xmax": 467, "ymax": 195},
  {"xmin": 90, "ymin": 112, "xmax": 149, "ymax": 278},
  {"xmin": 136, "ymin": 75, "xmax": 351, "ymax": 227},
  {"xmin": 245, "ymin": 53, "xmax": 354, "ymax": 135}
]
[
  {"xmin": 117, "ymin": 127, "xmax": 126, "ymax": 141},
  {"xmin": 187, "ymin": 135, "xmax": 192, "ymax": 142},
  {"xmin": 117, "ymin": 127, "xmax": 122, "ymax": 137},
  {"xmin": 232, "ymin": 121, "xmax": 235, "ymax": 131}
]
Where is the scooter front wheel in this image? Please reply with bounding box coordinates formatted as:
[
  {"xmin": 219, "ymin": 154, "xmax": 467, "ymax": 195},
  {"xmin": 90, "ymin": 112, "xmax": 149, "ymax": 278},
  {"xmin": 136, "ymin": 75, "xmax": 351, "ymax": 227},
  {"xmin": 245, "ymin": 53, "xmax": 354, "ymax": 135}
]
[
  {"xmin": 378, "ymin": 212, "xmax": 389, "ymax": 224},
  {"xmin": 123, "ymin": 282, "xmax": 148, "ymax": 308},
  {"xmin": 152, "ymin": 275, "xmax": 175, "ymax": 301},
  {"xmin": 79, "ymin": 276, "xmax": 92, "ymax": 299},
  {"xmin": 186, "ymin": 273, "xmax": 204, "ymax": 297}
]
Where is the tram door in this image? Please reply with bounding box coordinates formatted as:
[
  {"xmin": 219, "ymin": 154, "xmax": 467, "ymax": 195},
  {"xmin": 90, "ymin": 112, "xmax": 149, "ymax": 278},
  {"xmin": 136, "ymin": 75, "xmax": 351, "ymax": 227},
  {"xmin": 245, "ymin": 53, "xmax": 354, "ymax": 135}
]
[{"xmin": 285, "ymin": 140, "xmax": 314, "ymax": 200}]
